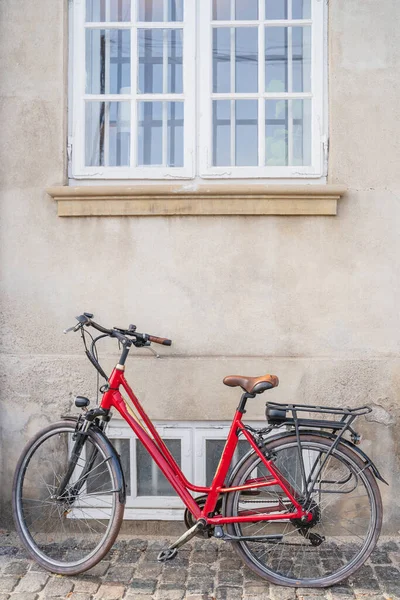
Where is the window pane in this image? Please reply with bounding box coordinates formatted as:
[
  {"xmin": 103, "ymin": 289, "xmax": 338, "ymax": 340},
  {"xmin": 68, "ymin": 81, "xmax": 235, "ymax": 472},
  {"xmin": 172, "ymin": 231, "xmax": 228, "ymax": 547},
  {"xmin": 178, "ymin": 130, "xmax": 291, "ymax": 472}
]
[
  {"xmin": 87, "ymin": 438, "xmax": 131, "ymax": 495},
  {"xmin": 265, "ymin": 99, "xmax": 288, "ymax": 166},
  {"xmin": 138, "ymin": 29, "xmax": 163, "ymax": 93},
  {"xmin": 206, "ymin": 440, "xmax": 248, "ymax": 487},
  {"xmin": 236, "ymin": 100, "xmax": 258, "ymax": 166},
  {"xmin": 293, "ymin": 0, "xmax": 311, "ymax": 19},
  {"xmin": 235, "ymin": 0, "xmax": 258, "ymax": 20},
  {"xmin": 168, "ymin": 30, "xmax": 183, "ymax": 93},
  {"xmin": 213, "ymin": 0, "xmax": 231, "ymax": 20},
  {"xmin": 167, "ymin": 102, "xmax": 184, "ymax": 166},
  {"xmin": 292, "ymin": 26, "xmax": 311, "ymax": 93},
  {"xmin": 109, "ymin": 102, "xmax": 131, "ymax": 165},
  {"xmin": 86, "ymin": 101, "xmax": 130, "ymax": 166},
  {"xmin": 136, "ymin": 439, "xmax": 181, "ymax": 496},
  {"xmin": 235, "ymin": 27, "xmax": 258, "ymax": 93},
  {"xmin": 265, "ymin": 27, "xmax": 288, "ymax": 92},
  {"xmin": 212, "ymin": 100, "xmax": 230, "ymax": 166},
  {"xmin": 86, "ymin": 0, "xmax": 131, "ymax": 22},
  {"xmin": 138, "ymin": 101, "xmax": 163, "ymax": 165},
  {"xmin": 86, "ymin": 29, "xmax": 131, "ymax": 94},
  {"xmin": 213, "ymin": 28, "xmax": 231, "ymax": 93},
  {"xmin": 293, "ymin": 99, "xmax": 311, "ymax": 165},
  {"xmin": 138, "ymin": 29, "xmax": 182, "ymax": 94},
  {"xmin": 265, "ymin": 0, "xmax": 287, "ymax": 20},
  {"xmin": 138, "ymin": 0, "xmax": 183, "ymax": 21}
]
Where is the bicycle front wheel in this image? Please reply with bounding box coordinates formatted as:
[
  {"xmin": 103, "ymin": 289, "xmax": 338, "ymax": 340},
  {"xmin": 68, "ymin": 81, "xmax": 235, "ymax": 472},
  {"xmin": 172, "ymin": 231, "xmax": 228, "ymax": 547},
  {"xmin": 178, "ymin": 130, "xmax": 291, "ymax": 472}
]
[
  {"xmin": 224, "ymin": 434, "xmax": 382, "ymax": 588},
  {"xmin": 12, "ymin": 420, "xmax": 125, "ymax": 575}
]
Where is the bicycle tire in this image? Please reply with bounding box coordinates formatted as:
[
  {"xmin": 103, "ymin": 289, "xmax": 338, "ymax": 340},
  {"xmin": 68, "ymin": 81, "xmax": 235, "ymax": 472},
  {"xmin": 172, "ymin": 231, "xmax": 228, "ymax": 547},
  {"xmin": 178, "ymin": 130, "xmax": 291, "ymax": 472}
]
[
  {"xmin": 224, "ymin": 433, "xmax": 382, "ymax": 588},
  {"xmin": 12, "ymin": 420, "xmax": 125, "ymax": 575}
]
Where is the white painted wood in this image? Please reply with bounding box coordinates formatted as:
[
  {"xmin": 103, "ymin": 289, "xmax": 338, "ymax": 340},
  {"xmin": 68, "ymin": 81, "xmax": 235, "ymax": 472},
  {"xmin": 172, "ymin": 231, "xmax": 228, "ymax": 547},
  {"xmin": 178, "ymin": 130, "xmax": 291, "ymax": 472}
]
[{"xmin": 72, "ymin": 0, "xmax": 326, "ymax": 181}]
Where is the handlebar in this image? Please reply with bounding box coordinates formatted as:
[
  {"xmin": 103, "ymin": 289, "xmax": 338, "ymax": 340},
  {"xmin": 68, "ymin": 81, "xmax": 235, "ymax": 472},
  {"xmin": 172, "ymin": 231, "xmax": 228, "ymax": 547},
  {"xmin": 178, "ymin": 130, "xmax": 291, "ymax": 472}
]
[{"xmin": 65, "ymin": 313, "xmax": 173, "ymax": 348}]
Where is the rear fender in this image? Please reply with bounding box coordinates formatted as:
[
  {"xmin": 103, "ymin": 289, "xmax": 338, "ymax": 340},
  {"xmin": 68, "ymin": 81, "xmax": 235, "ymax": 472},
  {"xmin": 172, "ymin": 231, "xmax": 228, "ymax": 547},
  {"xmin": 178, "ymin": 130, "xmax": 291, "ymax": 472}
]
[{"xmin": 225, "ymin": 429, "xmax": 388, "ymax": 491}]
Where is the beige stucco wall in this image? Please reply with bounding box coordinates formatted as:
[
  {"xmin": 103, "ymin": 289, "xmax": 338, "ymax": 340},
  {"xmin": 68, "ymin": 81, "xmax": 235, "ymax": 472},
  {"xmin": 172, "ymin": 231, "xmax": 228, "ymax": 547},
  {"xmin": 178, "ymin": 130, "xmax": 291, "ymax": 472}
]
[{"xmin": 1, "ymin": 0, "xmax": 400, "ymax": 530}]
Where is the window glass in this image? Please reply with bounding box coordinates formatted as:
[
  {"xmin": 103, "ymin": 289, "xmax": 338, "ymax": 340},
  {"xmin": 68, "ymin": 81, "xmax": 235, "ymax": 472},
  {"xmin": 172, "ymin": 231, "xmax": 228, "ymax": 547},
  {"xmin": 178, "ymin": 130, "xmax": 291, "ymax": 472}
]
[
  {"xmin": 265, "ymin": 27, "xmax": 288, "ymax": 93},
  {"xmin": 136, "ymin": 439, "xmax": 181, "ymax": 495},
  {"xmin": 86, "ymin": 29, "xmax": 131, "ymax": 95},
  {"xmin": 206, "ymin": 439, "xmax": 248, "ymax": 487},
  {"xmin": 86, "ymin": 0, "xmax": 131, "ymax": 22},
  {"xmin": 138, "ymin": 0, "xmax": 183, "ymax": 21},
  {"xmin": 265, "ymin": 0, "xmax": 287, "ymax": 20},
  {"xmin": 293, "ymin": 0, "xmax": 311, "ymax": 19},
  {"xmin": 235, "ymin": 28, "xmax": 258, "ymax": 93},
  {"xmin": 85, "ymin": 101, "xmax": 130, "ymax": 166}
]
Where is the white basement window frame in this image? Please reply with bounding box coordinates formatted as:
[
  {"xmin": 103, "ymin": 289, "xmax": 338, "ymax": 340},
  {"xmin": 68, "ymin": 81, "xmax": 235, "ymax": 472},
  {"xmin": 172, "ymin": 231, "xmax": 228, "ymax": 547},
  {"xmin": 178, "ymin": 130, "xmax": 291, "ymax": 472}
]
[
  {"xmin": 70, "ymin": 0, "xmax": 326, "ymax": 181},
  {"xmin": 77, "ymin": 420, "xmax": 265, "ymax": 520}
]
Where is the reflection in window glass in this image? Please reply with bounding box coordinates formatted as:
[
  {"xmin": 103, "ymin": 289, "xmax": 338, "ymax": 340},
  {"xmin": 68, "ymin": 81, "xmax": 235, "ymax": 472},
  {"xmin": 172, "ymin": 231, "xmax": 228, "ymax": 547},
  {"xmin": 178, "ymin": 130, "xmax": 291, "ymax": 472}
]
[
  {"xmin": 265, "ymin": 27, "xmax": 288, "ymax": 93},
  {"xmin": 86, "ymin": 29, "xmax": 131, "ymax": 95},
  {"xmin": 213, "ymin": 28, "xmax": 230, "ymax": 93},
  {"xmin": 138, "ymin": 0, "xmax": 183, "ymax": 21},
  {"xmin": 86, "ymin": 101, "xmax": 130, "ymax": 166},
  {"xmin": 138, "ymin": 29, "xmax": 163, "ymax": 94},
  {"xmin": 138, "ymin": 29, "xmax": 183, "ymax": 94},
  {"xmin": 265, "ymin": 0, "xmax": 287, "ymax": 20},
  {"xmin": 293, "ymin": 99, "xmax": 311, "ymax": 166},
  {"xmin": 138, "ymin": 101, "xmax": 163, "ymax": 165},
  {"xmin": 137, "ymin": 439, "xmax": 181, "ymax": 495},
  {"xmin": 292, "ymin": 26, "xmax": 311, "ymax": 93},
  {"xmin": 138, "ymin": 101, "xmax": 183, "ymax": 166},
  {"xmin": 212, "ymin": 0, "xmax": 231, "ymax": 21},
  {"xmin": 235, "ymin": 28, "xmax": 258, "ymax": 93},
  {"xmin": 167, "ymin": 102, "xmax": 184, "ymax": 166},
  {"xmin": 86, "ymin": 0, "xmax": 131, "ymax": 22},
  {"xmin": 236, "ymin": 100, "xmax": 258, "ymax": 166},
  {"xmin": 212, "ymin": 100, "xmax": 230, "ymax": 166},
  {"xmin": 235, "ymin": 0, "xmax": 258, "ymax": 20},
  {"xmin": 293, "ymin": 0, "xmax": 311, "ymax": 19},
  {"xmin": 168, "ymin": 30, "xmax": 183, "ymax": 93},
  {"xmin": 265, "ymin": 99, "xmax": 288, "ymax": 166},
  {"xmin": 206, "ymin": 440, "xmax": 248, "ymax": 487}
]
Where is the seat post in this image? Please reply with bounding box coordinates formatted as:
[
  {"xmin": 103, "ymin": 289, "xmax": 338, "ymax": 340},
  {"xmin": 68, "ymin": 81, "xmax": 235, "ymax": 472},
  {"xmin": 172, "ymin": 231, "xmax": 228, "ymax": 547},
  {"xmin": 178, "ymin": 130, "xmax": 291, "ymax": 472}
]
[{"xmin": 238, "ymin": 392, "xmax": 256, "ymax": 413}]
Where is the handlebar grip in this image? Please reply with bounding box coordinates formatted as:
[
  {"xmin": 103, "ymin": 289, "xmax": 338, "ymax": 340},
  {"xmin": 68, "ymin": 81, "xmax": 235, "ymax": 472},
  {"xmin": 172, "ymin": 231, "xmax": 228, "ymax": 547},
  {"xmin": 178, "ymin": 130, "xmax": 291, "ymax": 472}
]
[{"xmin": 148, "ymin": 335, "xmax": 172, "ymax": 346}]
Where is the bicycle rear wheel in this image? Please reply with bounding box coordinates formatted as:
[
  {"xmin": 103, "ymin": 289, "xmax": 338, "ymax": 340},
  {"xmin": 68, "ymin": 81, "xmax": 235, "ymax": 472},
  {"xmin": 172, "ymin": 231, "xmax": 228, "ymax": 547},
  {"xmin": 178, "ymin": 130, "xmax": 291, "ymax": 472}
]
[
  {"xmin": 12, "ymin": 420, "xmax": 124, "ymax": 575},
  {"xmin": 224, "ymin": 434, "xmax": 382, "ymax": 587}
]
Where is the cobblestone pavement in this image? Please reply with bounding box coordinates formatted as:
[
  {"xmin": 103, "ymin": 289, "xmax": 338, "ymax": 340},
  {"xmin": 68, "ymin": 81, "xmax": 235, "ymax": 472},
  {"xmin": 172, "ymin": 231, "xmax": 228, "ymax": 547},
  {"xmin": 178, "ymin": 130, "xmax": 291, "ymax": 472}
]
[{"xmin": 0, "ymin": 534, "xmax": 399, "ymax": 600}]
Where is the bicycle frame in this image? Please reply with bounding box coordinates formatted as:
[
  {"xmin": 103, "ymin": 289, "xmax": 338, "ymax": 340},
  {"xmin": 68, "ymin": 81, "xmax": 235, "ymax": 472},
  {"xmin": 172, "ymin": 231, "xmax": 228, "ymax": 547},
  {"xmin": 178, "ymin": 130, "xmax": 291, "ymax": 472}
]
[{"xmin": 100, "ymin": 364, "xmax": 307, "ymax": 526}]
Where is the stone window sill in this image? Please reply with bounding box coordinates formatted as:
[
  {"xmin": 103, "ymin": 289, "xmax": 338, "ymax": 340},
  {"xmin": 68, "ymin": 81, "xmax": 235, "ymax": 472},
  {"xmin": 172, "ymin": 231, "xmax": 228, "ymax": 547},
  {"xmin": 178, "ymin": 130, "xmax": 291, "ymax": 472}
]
[{"xmin": 46, "ymin": 184, "xmax": 346, "ymax": 217}]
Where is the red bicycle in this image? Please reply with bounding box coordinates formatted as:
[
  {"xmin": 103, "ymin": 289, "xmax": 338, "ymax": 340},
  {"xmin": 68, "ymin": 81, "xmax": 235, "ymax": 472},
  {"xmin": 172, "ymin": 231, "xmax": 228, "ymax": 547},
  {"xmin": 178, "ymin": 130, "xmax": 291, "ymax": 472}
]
[{"xmin": 12, "ymin": 313, "xmax": 386, "ymax": 587}]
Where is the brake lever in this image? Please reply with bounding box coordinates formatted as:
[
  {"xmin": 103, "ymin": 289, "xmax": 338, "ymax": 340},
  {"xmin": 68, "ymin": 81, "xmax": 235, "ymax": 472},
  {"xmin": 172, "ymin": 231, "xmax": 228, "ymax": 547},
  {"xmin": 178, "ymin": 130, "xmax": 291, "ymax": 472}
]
[
  {"xmin": 63, "ymin": 323, "xmax": 81, "ymax": 334},
  {"xmin": 147, "ymin": 346, "xmax": 160, "ymax": 359}
]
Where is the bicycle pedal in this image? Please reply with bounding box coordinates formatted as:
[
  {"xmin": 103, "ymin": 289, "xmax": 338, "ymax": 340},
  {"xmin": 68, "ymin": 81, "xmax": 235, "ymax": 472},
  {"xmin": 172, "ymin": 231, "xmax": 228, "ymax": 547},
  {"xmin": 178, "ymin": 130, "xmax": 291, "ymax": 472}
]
[{"xmin": 157, "ymin": 548, "xmax": 178, "ymax": 562}]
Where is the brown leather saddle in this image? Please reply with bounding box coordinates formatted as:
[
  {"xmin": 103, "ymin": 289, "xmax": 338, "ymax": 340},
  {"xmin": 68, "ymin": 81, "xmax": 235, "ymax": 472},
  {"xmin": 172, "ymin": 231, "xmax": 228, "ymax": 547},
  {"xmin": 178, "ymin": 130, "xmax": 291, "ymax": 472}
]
[{"xmin": 223, "ymin": 374, "xmax": 279, "ymax": 395}]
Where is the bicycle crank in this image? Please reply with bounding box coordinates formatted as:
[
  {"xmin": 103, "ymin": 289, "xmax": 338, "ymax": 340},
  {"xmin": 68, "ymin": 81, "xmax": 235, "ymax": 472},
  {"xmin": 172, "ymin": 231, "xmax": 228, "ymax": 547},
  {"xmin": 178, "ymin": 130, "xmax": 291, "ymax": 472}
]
[{"xmin": 157, "ymin": 519, "xmax": 207, "ymax": 562}]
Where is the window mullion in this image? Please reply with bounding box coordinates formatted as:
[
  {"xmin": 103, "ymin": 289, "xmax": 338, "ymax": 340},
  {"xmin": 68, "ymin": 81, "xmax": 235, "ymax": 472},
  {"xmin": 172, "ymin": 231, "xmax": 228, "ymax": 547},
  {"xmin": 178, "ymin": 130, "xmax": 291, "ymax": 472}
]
[
  {"xmin": 230, "ymin": 21, "xmax": 235, "ymax": 166},
  {"xmin": 258, "ymin": 0, "xmax": 265, "ymax": 167},
  {"xmin": 130, "ymin": 16, "xmax": 137, "ymax": 168},
  {"xmin": 162, "ymin": 27, "xmax": 168, "ymax": 166},
  {"xmin": 287, "ymin": 0, "xmax": 293, "ymax": 165}
]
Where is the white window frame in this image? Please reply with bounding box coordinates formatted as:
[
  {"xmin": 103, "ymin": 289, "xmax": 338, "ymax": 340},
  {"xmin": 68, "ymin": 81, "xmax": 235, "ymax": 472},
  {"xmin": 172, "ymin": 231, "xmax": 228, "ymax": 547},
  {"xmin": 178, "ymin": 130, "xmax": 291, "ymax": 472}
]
[
  {"xmin": 69, "ymin": 0, "xmax": 327, "ymax": 183},
  {"xmin": 71, "ymin": 0, "xmax": 196, "ymax": 179},
  {"xmin": 198, "ymin": 0, "xmax": 325, "ymax": 178}
]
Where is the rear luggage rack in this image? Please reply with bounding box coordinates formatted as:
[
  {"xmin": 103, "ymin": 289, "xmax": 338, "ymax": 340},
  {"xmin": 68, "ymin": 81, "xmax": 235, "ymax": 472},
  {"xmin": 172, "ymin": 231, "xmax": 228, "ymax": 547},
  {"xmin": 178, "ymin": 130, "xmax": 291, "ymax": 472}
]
[{"xmin": 265, "ymin": 401, "xmax": 372, "ymax": 444}]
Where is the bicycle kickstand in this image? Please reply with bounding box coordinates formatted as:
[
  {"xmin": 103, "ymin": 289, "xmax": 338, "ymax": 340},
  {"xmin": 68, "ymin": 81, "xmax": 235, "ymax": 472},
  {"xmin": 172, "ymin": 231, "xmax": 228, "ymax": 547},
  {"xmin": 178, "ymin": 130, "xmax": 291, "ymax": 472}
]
[{"xmin": 157, "ymin": 518, "xmax": 207, "ymax": 562}]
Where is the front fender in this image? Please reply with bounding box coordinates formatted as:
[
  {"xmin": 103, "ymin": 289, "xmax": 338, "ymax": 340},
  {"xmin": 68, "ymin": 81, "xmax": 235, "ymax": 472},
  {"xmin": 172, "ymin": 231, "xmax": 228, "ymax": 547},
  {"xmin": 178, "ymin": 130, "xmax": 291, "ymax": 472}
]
[{"xmin": 62, "ymin": 415, "xmax": 127, "ymax": 503}]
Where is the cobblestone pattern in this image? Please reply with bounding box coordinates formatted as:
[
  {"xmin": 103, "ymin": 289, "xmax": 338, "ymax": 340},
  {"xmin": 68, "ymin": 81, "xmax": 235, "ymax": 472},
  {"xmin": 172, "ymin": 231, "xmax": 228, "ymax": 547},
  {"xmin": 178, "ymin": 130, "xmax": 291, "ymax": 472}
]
[{"xmin": 0, "ymin": 537, "xmax": 399, "ymax": 600}]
